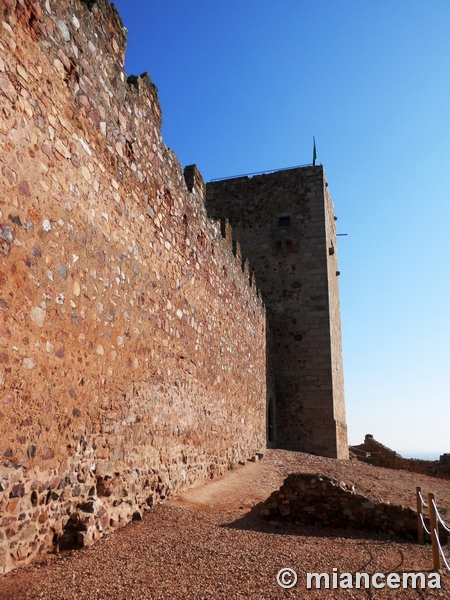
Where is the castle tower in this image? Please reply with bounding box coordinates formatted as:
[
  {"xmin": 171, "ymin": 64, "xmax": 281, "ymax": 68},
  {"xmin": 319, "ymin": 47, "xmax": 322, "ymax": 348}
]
[{"xmin": 206, "ymin": 166, "xmax": 348, "ymax": 459}]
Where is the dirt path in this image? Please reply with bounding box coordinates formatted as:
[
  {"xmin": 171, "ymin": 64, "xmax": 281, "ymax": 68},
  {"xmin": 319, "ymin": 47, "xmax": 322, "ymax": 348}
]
[
  {"xmin": 170, "ymin": 448, "xmax": 450, "ymax": 513},
  {"xmin": 170, "ymin": 453, "xmax": 290, "ymax": 511}
]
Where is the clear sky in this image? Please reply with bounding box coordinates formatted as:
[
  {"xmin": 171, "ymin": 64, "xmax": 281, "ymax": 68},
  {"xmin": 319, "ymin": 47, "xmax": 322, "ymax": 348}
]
[{"xmin": 112, "ymin": 0, "xmax": 450, "ymax": 458}]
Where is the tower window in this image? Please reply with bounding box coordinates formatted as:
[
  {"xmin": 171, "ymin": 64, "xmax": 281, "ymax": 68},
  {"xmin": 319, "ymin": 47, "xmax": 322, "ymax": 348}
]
[{"xmin": 279, "ymin": 216, "xmax": 290, "ymax": 227}]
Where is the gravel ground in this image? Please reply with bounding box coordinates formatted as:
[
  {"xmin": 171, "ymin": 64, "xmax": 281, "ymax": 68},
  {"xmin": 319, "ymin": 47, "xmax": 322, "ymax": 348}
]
[{"xmin": 1, "ymin": 450, "xmax": 449, "ymax": 599}]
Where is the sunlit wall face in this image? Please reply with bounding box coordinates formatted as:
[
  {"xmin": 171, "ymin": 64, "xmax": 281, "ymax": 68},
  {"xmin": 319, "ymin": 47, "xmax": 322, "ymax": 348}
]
[{"xmin": 114, "ymin": 0, "xmax": 450, "ymax": 455}]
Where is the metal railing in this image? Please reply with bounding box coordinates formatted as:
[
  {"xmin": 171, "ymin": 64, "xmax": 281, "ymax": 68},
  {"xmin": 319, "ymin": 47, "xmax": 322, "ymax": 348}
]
[{"xmin": 210, "ymin": 163, "xmax": 315, "ymax": 182}]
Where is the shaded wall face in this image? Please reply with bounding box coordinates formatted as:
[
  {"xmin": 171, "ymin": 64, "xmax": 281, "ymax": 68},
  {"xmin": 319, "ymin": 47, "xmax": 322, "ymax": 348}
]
[
  {"xmin": 324, "ymin": 184, "xmax": 348, "ymax": 457},
  {"xmin": 0, "ymin": 0, "xmax": 266, "ymax": 573},
  {"xmin": 206, "ymin": 167, "xmax": 348, "ymax": 459}
]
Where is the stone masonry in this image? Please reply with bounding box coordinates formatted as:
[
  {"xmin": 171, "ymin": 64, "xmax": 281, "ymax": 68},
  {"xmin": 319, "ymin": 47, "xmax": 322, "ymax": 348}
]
[
  {"xmin": 357, "ymin": 436, "xmax": 450, "ymax": 480},
  {"xmin": 206, "ymin": 168, "xmax": 348, "ymax": 459},
  {"xmin": 0, "ymin": 0, "xmax": 268, "ymax": 572},
  {"xmin": 260, "ymin": 473, "xmax": 420, "ymax": 540}
]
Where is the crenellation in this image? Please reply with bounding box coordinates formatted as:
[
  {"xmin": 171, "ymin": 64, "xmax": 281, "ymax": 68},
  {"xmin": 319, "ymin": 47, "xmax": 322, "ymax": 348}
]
[
  {"xmin": 0, "ymin": 0, "xmax": 268, "ymax": 573},
  {"xmin": 0, "ymin": 0, "xmax": 348, "ymax": 575}
]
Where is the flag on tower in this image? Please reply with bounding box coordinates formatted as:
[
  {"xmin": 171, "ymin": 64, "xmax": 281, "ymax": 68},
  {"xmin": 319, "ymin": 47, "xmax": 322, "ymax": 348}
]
[{"xmin": 313, "ymin": 137, "xmax": 317, "ymax": 166}]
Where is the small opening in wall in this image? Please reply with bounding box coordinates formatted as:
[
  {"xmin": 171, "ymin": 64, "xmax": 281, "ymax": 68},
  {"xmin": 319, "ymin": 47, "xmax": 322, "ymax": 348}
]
[
  {"xmin": 279, "ymin": 216, "xmax": 290, "ymax": 227},
  {"xmin": 268, "ymin": 398, "xmax": 275, "ymax": 443},
  {"xmin": 275, "ymin": 241, "xmax": 282, "ymax": 255}
]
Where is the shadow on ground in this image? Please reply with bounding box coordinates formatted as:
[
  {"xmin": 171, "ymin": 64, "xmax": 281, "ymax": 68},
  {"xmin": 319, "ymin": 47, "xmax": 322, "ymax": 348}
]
[{"xmin": 221, "ymin": 502, "xmax": 419, "ymax": 544}]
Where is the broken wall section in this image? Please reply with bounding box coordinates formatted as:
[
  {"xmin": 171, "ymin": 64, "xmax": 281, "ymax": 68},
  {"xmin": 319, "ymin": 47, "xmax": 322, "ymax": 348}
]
[
  {"xmin": 0, "ymin": 0, "xmax": 266, "ymax": 573},
  {"xmin": 361, "ymin": 436, "xmax": 450, "ymax": 480},
  {"xmin": 260, "ymin": 473, "xmax": 419, "ymax": 539}
]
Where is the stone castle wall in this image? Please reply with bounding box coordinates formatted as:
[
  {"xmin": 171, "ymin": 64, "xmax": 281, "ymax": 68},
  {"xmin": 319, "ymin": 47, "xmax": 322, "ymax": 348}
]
[
  {"xmin": 323, "ymin": 181, "xmax": 347, "ymax": 456},
  {"xmin": 206, "ymin": 168, "xmax": 348, "ymax": 459},
  {"xmin": 0, "ymin": 0, "xmax": 267, "ymax": 572},
  {"xmin": 362, "ymin": 436, "xmax": 450, "ymax": 480}
]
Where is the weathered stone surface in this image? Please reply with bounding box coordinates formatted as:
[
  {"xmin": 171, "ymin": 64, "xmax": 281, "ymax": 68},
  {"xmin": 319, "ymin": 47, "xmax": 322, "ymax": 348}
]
[
  {"xmin": 18, "ymin": 180, "xmax": 30, "ymax": 196},
  {"xmin": 29, "ymin": 307, "xmax": 46, "ymax": 328},
  {"xmin": 356, "ymin": 435, "xmax": 450, "ymax": 480},
  {"xmin": 9, "ymin": 483, "xmax": 25, "ymax": 499},
  {"xmin": 57, "ymin": 20, "xmax": 71, "ymax": 42},
  {"xmin": 206, "ymin": 168, "xmax": 348, "ymax": 459},
  {"xmin": 0, "ymin": 0, "xmax": 266, "ymax": 575},
  {"xmin": 23, "ymin": 357, "xmax": 37, "ymax": 370},
  {"xmin": 42, "ymin": 219, "xmax": 51, "ymax": 232},
  {"xmin": 260, "ymin": 473, "xmax": 421, "ymax": 539},
  {"xmin": 0, "ymin": 224, "xmax": 13, "ymax": 244}
]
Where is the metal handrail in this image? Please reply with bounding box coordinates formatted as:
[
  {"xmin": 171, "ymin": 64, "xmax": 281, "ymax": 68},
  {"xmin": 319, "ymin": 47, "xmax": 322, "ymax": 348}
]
[{"xmin": 210, "ymin": 163, "xmax": 315, "ymax": 182}]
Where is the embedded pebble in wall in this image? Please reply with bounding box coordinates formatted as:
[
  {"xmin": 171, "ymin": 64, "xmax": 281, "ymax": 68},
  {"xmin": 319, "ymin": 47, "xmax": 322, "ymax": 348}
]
[
  {"xmin": 9, "ymin": 215, "xmax": 21, "ymax": 226},
  {"xmin": 0, "ymin": 224, "xmax": 13, "ymax": 243},
  {"xmin": 71, "ymin": 15, "xmax": 80, "ymax": 30},
  {"xmin": 57, "ymin": 20, "xmax": 71, "ymax": 42},
  {"xmin": 18, "ymin": 180, "xmax": 30, "ymax": 196},
  {"xmin": 23, "ymin": 357, "xmax": 37, "ymax": 370},
  {"xmin": 30, "ymin": 306, "xmax": 46, "ymax": 328},
  {"xmin": 42, "ymin": 219, "xmax": 51, "ymax": 232},
  {"xmin": 79, "ymin": 138, "xmax": 92, "ymax": 156},
  {"xmin": 27, "ymin": 444, "xmax": 37, "ymax": 458},
  {"xmin": 58, "ymin": 264, "xmax": 67, "ymax": 277}
]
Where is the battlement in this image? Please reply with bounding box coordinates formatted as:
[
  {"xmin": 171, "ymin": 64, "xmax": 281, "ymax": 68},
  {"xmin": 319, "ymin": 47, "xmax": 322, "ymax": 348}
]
[
  {"xmin": 0, "ymin": 0, "xmax": 347, "ymax": 574},
  {"xmin": 0, "ymin": 0, "xmax": 267, "ymax": 573}
]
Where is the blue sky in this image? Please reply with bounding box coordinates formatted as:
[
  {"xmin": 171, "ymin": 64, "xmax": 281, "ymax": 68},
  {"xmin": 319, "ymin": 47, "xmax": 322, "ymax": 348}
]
[{"xmin": 112, "ymin": 0, "xmax": 450, "ymax": 457}]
